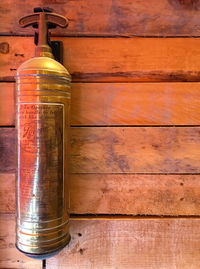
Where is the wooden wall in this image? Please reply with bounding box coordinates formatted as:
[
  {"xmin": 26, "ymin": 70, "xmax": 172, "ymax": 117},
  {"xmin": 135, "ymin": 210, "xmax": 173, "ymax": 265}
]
[{"xmin": 1, "ymin": 0, "xmax": 200, "ymax": 268}]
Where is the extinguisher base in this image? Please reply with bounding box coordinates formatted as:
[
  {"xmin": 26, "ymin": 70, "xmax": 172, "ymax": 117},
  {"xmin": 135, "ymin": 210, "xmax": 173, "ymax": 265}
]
[{"xmin": 15, "ymin": 234, "xmax": 71, "ymax": 259}]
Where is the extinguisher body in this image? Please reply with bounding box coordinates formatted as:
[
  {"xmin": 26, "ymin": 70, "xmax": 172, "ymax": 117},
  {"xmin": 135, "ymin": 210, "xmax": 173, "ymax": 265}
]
[{"xmin": 15, "ymin": 56, "xmax": 71, "ymax": 258}]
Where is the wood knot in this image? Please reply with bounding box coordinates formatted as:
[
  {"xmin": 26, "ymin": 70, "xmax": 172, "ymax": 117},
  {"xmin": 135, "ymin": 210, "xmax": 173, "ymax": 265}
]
[
  {"xmin": 79, "ymin": 248, "xmax": 86, "ymax": 255},
  {"xmin": 0, "ymin": 42, "xmax": 9, "ymax": 54}
]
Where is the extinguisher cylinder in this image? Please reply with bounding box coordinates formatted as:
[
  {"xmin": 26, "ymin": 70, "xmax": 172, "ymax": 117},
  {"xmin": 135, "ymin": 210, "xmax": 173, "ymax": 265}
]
[{"xmin": 15, "ymin": 56, "xmax": 71, "ymax": 259}]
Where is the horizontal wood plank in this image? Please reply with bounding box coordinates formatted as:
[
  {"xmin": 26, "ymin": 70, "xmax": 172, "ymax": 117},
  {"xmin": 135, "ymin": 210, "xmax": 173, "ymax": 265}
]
[
  {"xmin": 1, "ymin": 173, "xmax": 200, "ymax": 216},
  {"xmin": 47, "ymin": 218, "xmax": 200, "ymax": 269},
  {"xmin": 0, "ymin": 128, "xmax": 15, "ymax": 173},
  {"xmin": 70, "ymin": 127, "xmax": 200, "ymax": 173},
  {"xmin": 71, "ymin": 82, "xmax": 200, "ymax": 125},
  {"xmin": 3, "ymin": 82, "xmax": 200, "ymax": 126},
  {"xmin": 2, "ymin": 127, "xmax": 200, "ymax": 173},
  {"xmin": 2, "ymin": 214, "xmax": 200, "ymax": 268},
  {"xmin": 0, "ymin": 174, "xmax": 15, "ymax": 213},
  {"xmin": 70, "ymin": 174, "xmax": 200, "ymax": 215},
  {"xmin": 0, "ymin": 214, "xmax": 42, "ymax": 268},
  {"xmin": 0, "ymin": 83, "xmax": 14, "ymax": 125},
  {"xmin": 2, "ymin": 37, "xmax": 200, "ymax": 82},
  {"xmin": 2, "ymin": 0, "xmax": 200, "ymax": 36}
]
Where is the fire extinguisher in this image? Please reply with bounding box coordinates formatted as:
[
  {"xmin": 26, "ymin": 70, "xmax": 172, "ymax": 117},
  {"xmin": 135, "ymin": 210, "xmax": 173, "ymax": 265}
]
[{"xmin": 15, "ymin": 8, "xmax": 71, "ymax": 259}]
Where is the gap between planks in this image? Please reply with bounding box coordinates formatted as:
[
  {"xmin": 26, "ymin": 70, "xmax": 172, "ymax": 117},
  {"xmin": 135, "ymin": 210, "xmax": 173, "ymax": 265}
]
[
  {"xmin": 3, "ymin": 125, "xmax": 200, "ymax": 128},
  {"xmin": 70, "ymin": 214, "xmax": 200, "ymax": 220},
  {"xmin": 3, "ymin": 78, "xmax": 200, "ymax": 83},
  {"xmin": 2, "ymin": 213, "xmax": 200, "ymax": 220},
  {"xmin": 2, "ymin": 34, "xmax": 200, "ymax": 38},
  {"xmin": 4, "ymin": 80, "xmax": 200, "ymax": 84}
]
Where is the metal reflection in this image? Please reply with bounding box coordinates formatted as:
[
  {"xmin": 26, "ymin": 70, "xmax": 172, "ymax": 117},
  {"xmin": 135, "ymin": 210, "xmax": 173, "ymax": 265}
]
[
  {"xmin": 16, "ymin": 69, "xmax": 71, "ymax": 258},
  {"xmin": 15, "ymin": 8, "xmax": 71, "ymax": 258}
]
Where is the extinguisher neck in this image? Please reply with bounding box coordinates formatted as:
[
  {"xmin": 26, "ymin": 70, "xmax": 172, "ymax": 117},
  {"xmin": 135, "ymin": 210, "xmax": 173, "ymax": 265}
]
[
  {"xmin": 35, "ymin": 45, "xmax": 54, "ymax": 58},
  {"xmin": 35, "ymin": 12, "xmax": 54, "ymax": 58}
]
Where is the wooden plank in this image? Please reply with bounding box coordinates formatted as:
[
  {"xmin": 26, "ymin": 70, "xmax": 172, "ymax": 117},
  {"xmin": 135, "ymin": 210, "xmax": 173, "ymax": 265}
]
[
  {"xmin": 47, "ymin": 218, "xmax": 200, "ymax": 269},
  {"xmin": 0, "ymin": 174, "xmax": 15, "ymax": 213},
  {"xmin": 0, "ymin": 214, "xmax": 42, "ymax": 269},
  {"xmin": 2, "ymin": 214, "xmax": 200, "ymax": 269},
  {"xmin": 0, "ymin": 83, "xmax": 14, "ymax": 126},
  {"xmin": 70, "ymin": 127, "xmax": 200, "ymax": 173},
  {"xmin": 2, "ymin": 0, "xmax": 200, "ymax": 37},
  {"xmin": 0, "ymin": 128, "xmax": 15, "ymax": 173},
  {"xmin": 70, "ymin": 174, "xmax": 200, "ymax": 215},
  {"xmin": 2, "ymin": 127, "xmax": 200, "ymax": 174},
  {"xmin": 2, "ymin": 37, "xmax": 200, "ymax": 82},
  {"xmin": 3, "ymin": 82, "xmax": 200, "ymax": 126},
  {"xmin": 2, "ymin": 173, "xmax": 200, "ymax": 216}
]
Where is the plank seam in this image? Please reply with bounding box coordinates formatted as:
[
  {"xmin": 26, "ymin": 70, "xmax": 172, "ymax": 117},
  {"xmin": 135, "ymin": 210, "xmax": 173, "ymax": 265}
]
[
  {"xmin": 1, "ymin": 213, "xmax": 200, "ymax": 219},
  {"xmin": 1, "ymin": 171, "xmax": 200, "ymax": 175},
  {"xmin": 2, "ymin": 171, "xmax": 200, "ymax": 175},
  {"xmin": 2, "ymin": 125, "xmax": 200, "ymax": 128},
  {"xmin": 0, "ymin": 125, "xmax": 15, "ymax": 128},
  {"xmin": 70, "ymin": 214, "xmax": 200, "ymax": 219},
  {"xmin": 71, "ymin": 124, "xmax": 200, "ymax": 128},
  {"xmin": 1, "ymin": 34, "xmax": 200, "ymax": 38},
  {"xmin": 71, "ymin": 125, "xmax": 200, "ymax": 127},
  {"xmin": 70, "ymin": 172, "xmax": 200, "ymax": 175},
  {"xmin": 3, "ymin": 80, "xmax": 200, "ymax": 84},
  {"xmin": 42, "ymin": 260, "xmax": 46, "ymax": 269}
]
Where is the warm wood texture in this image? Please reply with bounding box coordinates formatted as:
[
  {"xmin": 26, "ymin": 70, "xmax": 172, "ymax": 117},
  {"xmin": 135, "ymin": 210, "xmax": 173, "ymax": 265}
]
[
  {"xmin": 0, "ymin": 83, "xmax": 14, "ymax": 126},
  {"xmin": 2, "ymin": 0, "xmax": 200, "ymax": 37},
  {"xmin": 72, "ymin": 82, "xmax": 200, "ymax": 125},
  {"xmin": 47, "ymin": 218, "xmax": 200, "ymax": 269},
  {"xmin": 0, "ymin": 214, "xmax": 42, "ymax": 268},
  {"xmin": 70, "ymin": 174, "xmax": 200, "ymax": 215},
  {"xmin": 71, "ymin": 126, "xmax": 200, "ymax": 173},
  {"xmin": 2, "ymin": 127, "xmax": 200, "ymax": 174},
  {"xmin": 0, "ymin": 174, "xmax": 15, "ymax": 213},
  {"xmin": 2, "ymin": 1, "xmax": 200, "ymax": 267},
  {"xmin": 2, "ymin": 37, "xmax": 200, "ymax": 82},
  {"xmin": 2, "ymin": 215, "xmax": 200, "ymax": 269},
  {"xmin": 0, "ymin": 128, "xmax": 15, "ymax": 173},
  {"xmin": 3, "ymin": 82, "xmax": 200, "ymax": 126},
  {"xmin": 2, "ymin": 173, "xmax": 200, "ymax": 216}
]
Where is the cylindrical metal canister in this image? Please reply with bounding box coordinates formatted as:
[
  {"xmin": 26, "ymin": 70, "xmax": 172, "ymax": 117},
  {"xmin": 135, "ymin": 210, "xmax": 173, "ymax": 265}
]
[{"xmin": 15, "ymin": 53, "xmax": 71, "ymax": 258}]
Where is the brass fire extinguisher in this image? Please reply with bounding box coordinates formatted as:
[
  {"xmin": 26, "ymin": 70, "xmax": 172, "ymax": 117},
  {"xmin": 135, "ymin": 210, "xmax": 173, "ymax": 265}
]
[{"xmin": 15, "ymin": 8, "xmax": 71, "ymax": 258}]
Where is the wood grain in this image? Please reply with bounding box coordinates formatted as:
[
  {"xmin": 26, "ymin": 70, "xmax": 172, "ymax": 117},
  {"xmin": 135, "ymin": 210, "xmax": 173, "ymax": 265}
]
[
  {"xmin": 47, "ymin": 218, "xmax": 200, "ymax": 269},
  {"xmin": 0, "ymin": 214, "xmax": 42, "ymax": 269},
  {"xmin": 2, "ymin": 0, "xmax": 200, "ymax": 36},
  {"xmin": 70, "ymin": 174, "xmax": 200, "ymax": 215},
  {"xmin": 2, "ymin": 173, "xmax": 200, "ymax": 216},
  {"xmin": 2, "ymin": 37, "xmax": 200, "ymax": 82},
  {"xmin": 0, "ymin": 128, "xmax": 15, "ymax": 173},
  {"xmin": 0, "ymin": 83, "xmax": 14, "ymax": 126},
  {"xmin": 70, "ymin": 126, "xmax": 200, "ymax": 173},
  {"xmin": 2, "ymin": 127, "xmax": 200, "ymax": 174},
  {"xmin": 0, "ymin": 174, "xmax": 15, "ymax": 213},
  {"xmin": 2, "ymin": 214, "xmax": 200, "ymax": 269},
  {"xmin": 3, "ymin": 82, "xmax": 200, "ymax": 126}
]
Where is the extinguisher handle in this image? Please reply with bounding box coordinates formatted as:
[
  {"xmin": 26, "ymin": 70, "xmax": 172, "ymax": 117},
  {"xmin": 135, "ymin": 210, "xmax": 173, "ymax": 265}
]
[
  {"xmin": 19, "ymin": 12, "xmax": 68, "ymax": 29},
  {"xmin": 18, "ymin": 8, "xmax": 68, "ymax": 57}
]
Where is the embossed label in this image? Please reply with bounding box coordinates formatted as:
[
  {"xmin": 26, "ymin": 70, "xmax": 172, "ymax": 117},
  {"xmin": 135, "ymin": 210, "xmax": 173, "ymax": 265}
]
[{"xmin": 18, "ymin": 103, "xmax": 64, "ymax": 220}]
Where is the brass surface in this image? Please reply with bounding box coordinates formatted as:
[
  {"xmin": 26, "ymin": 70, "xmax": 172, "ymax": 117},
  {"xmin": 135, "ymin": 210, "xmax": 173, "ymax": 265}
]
[{"xmin": 15, "ymin": 55, "xmax": 71, "ymax": 256}]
